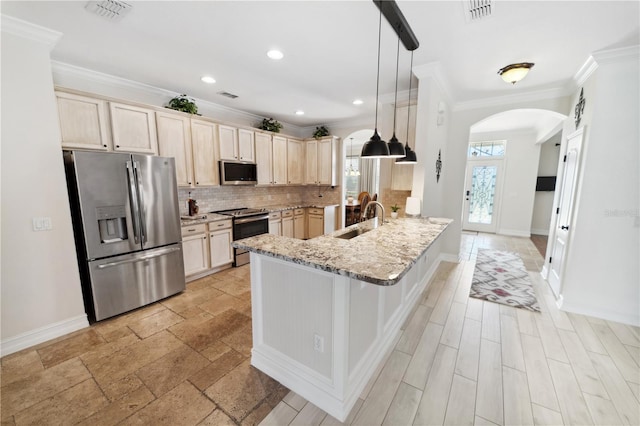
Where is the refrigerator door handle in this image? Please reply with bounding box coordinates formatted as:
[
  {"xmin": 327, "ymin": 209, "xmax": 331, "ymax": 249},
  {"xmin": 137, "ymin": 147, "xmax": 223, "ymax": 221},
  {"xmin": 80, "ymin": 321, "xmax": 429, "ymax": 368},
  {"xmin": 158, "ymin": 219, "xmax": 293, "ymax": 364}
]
[
  {"xmin": 96, "ymin": 246, "xmax": 181, "ymax": 269},
  {"xmin": 126, "ymin": 161, "xmax": 142, "ymax": 244},
  {"xmin": 134, "ymin": 161, "xmax": 147, "ymax": 245}
]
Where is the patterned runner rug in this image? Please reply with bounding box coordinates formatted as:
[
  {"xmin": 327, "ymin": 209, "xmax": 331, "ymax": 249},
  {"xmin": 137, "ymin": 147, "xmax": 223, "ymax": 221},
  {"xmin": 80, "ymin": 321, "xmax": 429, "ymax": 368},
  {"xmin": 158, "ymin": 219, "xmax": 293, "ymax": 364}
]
[{"xmin": 470, "ymin": 249, "xmax": 540, "ymax": 312}]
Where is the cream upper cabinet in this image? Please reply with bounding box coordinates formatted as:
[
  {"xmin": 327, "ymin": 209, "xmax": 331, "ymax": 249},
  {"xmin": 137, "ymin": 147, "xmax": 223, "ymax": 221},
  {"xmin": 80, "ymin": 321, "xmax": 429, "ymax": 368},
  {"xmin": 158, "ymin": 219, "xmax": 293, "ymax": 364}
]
[
  {"xmin": 191, "ymin": 119, "xmax": 219, "ymax": 186},
  {"xmin": 305, "ymin": 139, "xmax": 318, "ymax": 185},
  {"xmin": 287, "ymin": 138, "xmax": 304, "ymax": 185},
  {"xmin": 272, "ymin": 136, "xmax": 288, "ymax": 185},
  {"xmin": 156, "ymin": 111, "xmax": 193, "ymax": 187},
  {"xmin": 56, "ymin": 92, "xmax": 110, "ymax": 150},
  {"xmin": 237, "ymin": 129, "xmax": 255, "ymax": 162},
  {"xmin": 218, "ymin": 125, "xmax": 238, "ymax": 160},
  {"xmin": 255, "ymin": 132, "xmax": 273, "ymax": 185},
  {"xmin": 109, "ymin": 102, "xmax": 158, "ymax": 154},
  {"xmin": 318, "ymin": 137, "xmax": 336, "ymax": 185}
]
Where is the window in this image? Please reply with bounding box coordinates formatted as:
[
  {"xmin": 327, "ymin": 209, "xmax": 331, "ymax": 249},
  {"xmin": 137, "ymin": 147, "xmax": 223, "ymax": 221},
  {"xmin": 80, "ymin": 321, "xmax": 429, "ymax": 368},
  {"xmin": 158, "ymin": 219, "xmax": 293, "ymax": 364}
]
[
  {"xmin": 468, "ymin": 140, "xmax": 506, "ymax": 158},
  {"xmin": 345, "ymin": 156, "xmax": 361, "ymax": 198}
]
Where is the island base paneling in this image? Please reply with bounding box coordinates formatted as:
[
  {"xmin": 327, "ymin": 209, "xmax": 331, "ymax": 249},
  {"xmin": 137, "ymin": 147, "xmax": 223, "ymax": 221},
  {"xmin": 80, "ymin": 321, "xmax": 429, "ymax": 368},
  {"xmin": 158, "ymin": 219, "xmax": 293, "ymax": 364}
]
[{"xmin": 249, "ymin": 248, "xmax": 438, "ymax": 421}]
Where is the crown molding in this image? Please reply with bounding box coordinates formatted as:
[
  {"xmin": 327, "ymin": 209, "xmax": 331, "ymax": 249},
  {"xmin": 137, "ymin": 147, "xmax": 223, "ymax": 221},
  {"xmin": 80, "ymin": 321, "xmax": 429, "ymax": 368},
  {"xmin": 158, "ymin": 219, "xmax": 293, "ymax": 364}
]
[
  {"xmin": 593, "ymin": 44, "xmax": 640, "ymax": 64},
  {"xmin": 1, "ymin": 14, "xmax": 62, "ymax": 49},
  {"xmin": 573, "ymin": 55, "xmax": 598, "ymax": 89},
  {"xmin": 51, "ymin": 60, "xmax": 305, "ymax": 132},
  {"xmin": 412, "ymin": 61, "xmax": 454, "ymax": 105},
  {"xmin": 452, "ymin": 86, "xmax": 569, "ymax": 112}
]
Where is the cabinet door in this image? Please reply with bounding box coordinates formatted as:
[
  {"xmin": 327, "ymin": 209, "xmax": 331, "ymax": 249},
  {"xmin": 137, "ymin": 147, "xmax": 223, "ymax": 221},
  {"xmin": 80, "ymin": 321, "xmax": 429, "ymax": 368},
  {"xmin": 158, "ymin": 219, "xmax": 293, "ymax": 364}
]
[
  {"xmin": 305, "ymin": 140, "xmax": 318, "ymax": 185},
  {"xmin": 272, "ymin": 136, "xmax": 288, "ymax": 185},
  {"xmin": 182, "ymin": 233, "xmax": 209, "ymax": 276},
  {"xmin": 308, "ymin": 214, "xmax": 324, "ymax": 239},
  {"xmin": 56, "ymin": 92, "xmax": 110, "ymax": 150},
  {"xmin": 156, "ymin": 112, "xmax": 193, "ymax": 187},
  {"xmin": 191, "ymin": 119, "xmax": 218, "ymax": 186},
  {"xmin": 209, "ymin": 229, "xmax": 233, "ymax": 268},
  {"xmin": 255, "ymin": 132, "xmax": 273, "ymax": 185},
  {"xmin": 269, "ymin": 220, "xmax": 281, "ymax": 236},
  {"xmin": 218, "ymin": 125, "xmax": 238, "ymax": 160},
  {"xmin": 238, "ymin": 129, "xmax": 255, "ymax": 162},
  {"xmin": 318, "ymin": 138, "xmax": 334, "ymax": 185},
  {"xmin": 287, "ymin": 139, "xmax": 304, "ymax": 185},
  {"xmin": 109, "ymin": 102, "xmax": 158, "ymax": 154},
  {"xmin": 282, "ymin": 217, "xmax": 294, "ymax": 238},
  {"xmin": 294, "ymin": 213, "xmax": 305, "ymax": 239}
]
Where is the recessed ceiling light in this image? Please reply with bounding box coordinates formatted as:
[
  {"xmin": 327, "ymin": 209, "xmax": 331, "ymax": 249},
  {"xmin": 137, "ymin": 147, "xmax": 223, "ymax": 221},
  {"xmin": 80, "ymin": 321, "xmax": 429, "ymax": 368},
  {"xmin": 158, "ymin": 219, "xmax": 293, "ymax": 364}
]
[
  {"xmin": 267, "ymin": 49, "xmax": 284, "ymax": 60},
  {"xmin": 201, "ymin": 75, "xmax": 216, "ymax": 84},
  {"xmin": 353, "ymin": 99, "xmax": 363, "ymax": 105},
  {"xmin": 295, "ymin": 110, "xmax": 305, "ymax": 115}
]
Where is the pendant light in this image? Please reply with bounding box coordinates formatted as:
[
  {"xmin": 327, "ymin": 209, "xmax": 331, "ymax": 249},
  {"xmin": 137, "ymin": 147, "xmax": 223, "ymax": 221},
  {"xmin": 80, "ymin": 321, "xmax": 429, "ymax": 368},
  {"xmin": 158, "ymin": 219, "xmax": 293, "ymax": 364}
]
[
  {"xmin": 361, "ymin": 9, "xmax": 390, "ymax": 158},
  {"xmin": 387, "ymin": 38, "xmax": 406, "ymax": 158},
  {"xmin": 396, "ymin": 50, "xmax": 417, "ymax": 164}
]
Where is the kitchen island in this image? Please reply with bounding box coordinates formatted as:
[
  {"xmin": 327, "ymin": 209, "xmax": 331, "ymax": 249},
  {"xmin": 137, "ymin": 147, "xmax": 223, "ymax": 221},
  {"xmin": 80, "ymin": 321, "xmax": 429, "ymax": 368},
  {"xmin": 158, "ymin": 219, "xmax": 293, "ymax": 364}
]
[{"xmin": 233, "ymin": 217, "xmax": 452, "ymax": 421}]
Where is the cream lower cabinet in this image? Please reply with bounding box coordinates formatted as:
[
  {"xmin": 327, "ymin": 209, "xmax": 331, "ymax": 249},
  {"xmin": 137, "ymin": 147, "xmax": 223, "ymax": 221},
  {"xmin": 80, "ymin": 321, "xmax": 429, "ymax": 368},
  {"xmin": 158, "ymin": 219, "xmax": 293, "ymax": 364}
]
[
  {"xmin": 282, "ymin": 210, "xmax": 294, "ymax": 237},
  {"xmin": 268, "ymin": 211, "xmax": 282, "ymax": 235},
  {"xmin": 56, "ymin": 91, "xmax": 110, "ymax": 150},
  {"xmin": 307, "ymin": 208, "xmax": 324, "ymax": 239},
  {"xmin": 181, "ymin": 225, "xmax": 209, "ymax": 276},
  {"xmin": 209, "ymin": 223, "xmax": 233, "ymax": 268},
  {"xmin": 293, "ymin": 208, "xmax": 305, "ymax": 239}
]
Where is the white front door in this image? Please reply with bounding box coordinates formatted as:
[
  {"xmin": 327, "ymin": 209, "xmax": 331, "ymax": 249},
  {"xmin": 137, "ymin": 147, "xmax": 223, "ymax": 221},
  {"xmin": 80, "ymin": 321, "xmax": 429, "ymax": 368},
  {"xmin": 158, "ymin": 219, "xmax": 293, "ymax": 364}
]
[
  {"xmin": 463, "ymin": 159, "xmax": 504, "ymax": 233},
  {"xmin": 548, "ymin": 128, "xmax": 585, "ymax": 296}
]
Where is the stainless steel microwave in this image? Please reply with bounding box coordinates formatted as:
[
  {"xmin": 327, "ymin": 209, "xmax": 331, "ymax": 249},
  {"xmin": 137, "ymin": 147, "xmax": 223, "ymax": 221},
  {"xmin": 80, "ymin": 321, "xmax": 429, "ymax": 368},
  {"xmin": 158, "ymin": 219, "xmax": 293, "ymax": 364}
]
[{"xmin": 219, "ymin": 161, "xmax": 257, "ymax": 185}]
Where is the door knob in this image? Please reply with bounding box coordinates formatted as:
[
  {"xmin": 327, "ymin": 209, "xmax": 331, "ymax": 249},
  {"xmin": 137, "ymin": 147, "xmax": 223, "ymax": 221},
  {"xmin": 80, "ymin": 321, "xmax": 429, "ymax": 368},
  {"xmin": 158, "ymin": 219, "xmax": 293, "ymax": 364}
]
[{"xmin": 561, "ymin": 225, "xmax": 569, "ymax": 230}]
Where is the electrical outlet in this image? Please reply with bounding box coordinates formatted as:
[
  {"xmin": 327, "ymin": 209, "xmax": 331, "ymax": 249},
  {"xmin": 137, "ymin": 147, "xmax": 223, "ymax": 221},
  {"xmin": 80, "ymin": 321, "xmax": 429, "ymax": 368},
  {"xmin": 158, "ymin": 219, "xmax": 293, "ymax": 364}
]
[
  {"xmin": 32, "ymin": 217, "xmax": 53, "ymax": 231},
  {"xmin": 313, "ymin": 334, "xmax": 324, "ymax": 353}
]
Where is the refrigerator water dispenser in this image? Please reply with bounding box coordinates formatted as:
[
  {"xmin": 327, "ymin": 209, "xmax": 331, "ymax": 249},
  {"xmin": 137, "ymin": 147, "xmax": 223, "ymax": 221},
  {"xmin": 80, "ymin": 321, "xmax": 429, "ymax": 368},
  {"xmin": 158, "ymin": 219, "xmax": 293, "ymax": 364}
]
[{"xmin": 96, "ymin": 205, "xmax": 127, "ymax": 243}]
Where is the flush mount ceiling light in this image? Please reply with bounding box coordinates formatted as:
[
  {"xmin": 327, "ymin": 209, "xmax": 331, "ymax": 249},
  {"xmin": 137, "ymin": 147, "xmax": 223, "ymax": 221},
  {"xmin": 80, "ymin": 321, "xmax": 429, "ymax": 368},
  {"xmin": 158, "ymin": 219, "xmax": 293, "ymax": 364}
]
[
  {"xmin": 200, "ymin": 75, "xmax": 216, "ymax": 84},
  {"xmin": 361, "ymin": 9, "xmax": 390, "ymax": 158},
  {"xmin": 295, "ymin": 110, "xmax": 304, "ymax": 115},
  {"xmin": 387, "ymin": 38, "xmax": 406, "ymax": 158},
  {"xmin": 267, "ymin": 49, "xmax": 284, "ymax": 60},
  {"xmin": 498, "ymin": 62, "xmax": 535, "ymax": 84},
  {"xmin": 396, "ymin": 50, "xmax": 418, "ymax": 165},
  {"xmin": 352, "ymin": 99, "xmax": 363, "ymax": 105}
]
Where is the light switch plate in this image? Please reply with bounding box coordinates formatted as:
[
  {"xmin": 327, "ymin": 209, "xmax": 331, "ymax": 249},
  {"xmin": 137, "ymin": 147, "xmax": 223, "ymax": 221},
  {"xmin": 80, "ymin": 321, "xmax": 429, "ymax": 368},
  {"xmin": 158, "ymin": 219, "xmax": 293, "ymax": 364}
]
[{"xmin": 32, "ymin": 217, "xmax": 52, "ymax": 231}]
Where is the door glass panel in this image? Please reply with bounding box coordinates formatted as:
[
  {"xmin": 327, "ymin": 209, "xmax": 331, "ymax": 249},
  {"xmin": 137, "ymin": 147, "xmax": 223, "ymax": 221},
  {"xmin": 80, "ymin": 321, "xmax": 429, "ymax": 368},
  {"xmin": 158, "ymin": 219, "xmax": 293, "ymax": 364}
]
[{"xmin": 469, "ymin": 165, "xmax": 498, "ymax": 224}]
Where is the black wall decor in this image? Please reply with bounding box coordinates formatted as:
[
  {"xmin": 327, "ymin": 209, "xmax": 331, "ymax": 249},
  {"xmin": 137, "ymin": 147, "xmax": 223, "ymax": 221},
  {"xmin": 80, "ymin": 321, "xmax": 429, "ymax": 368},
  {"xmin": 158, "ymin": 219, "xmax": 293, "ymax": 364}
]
[
  {"xmin": 436, "ymin": 149, "xmax": 442, "ymax": 182},
  {"xmin": 575, "ymin": 88, "xmax": 586, "ymax": 128}
]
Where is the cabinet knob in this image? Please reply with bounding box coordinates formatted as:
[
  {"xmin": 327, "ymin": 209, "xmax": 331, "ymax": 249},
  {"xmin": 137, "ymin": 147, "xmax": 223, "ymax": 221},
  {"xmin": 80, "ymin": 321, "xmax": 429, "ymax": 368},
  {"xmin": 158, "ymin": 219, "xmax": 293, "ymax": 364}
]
[
  {"xmin": 196, "ymin": 182, "xmax": 199, "ymax": 185},
  {"xmin": 116, "ymin": 145, "xmax": 120, "ymax": 148},
  {"xmin": 103, "ymin": 144, "xmax": 107, "ymax": 148}
]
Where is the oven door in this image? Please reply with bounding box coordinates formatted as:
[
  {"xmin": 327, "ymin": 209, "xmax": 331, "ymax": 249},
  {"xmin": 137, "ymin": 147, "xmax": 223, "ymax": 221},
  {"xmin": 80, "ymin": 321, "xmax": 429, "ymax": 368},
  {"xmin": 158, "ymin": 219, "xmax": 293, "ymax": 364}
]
[{"xmin": 233, "ymin": 215, "xmax": 269, "ymax": 266}]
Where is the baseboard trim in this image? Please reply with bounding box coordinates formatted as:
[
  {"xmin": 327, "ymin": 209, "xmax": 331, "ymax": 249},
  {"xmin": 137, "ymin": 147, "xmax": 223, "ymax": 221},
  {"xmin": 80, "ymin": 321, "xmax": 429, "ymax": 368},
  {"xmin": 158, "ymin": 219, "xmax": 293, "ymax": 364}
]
[
  {"xmin": 497, "ymin": 229, "xmax": 531, "ymax": 237},
  {"xmin": 560, "ymin": 301, "xmax": 640, "ymax": 327},
  {"xmin": 530, "ymin": 228, "xmax": 550, "ymax": 236},
  {"xmin": 439, "ymin": 253, "xmax": 461, "ymax": 263},
  {"xmin": 0, "ymin": 314, "xmax": 89, "ymax": 357}
]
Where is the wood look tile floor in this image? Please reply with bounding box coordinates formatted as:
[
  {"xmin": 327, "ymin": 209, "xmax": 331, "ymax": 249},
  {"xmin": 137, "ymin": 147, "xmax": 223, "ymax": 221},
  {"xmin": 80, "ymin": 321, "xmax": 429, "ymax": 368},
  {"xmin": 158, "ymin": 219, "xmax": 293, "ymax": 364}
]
[
  {"xmin": 261, "ymin": 233, "xmax": 640, "ymax": 426},
  {"xmin": 2, "ymin": 233, "xmax": 639, "ymax": 425},
  {"xmin": 0, "ymin": 266, "xmax": 288, "ymax": 426}
]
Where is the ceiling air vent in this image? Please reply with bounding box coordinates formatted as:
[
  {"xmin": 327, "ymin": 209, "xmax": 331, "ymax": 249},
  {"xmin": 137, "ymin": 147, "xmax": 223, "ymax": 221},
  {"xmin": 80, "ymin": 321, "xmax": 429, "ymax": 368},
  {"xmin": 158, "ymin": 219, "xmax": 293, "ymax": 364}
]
[
  {"xmin": 464, "ymin": 0, "xmax": 493, "ymax": 22},
  {"xmin": 217, "ymin": 91, "xmax": 238, "ymax": 99},
  {"xmin": 85, "ymin": 1, "xmax": 132, "ymax": 21}
]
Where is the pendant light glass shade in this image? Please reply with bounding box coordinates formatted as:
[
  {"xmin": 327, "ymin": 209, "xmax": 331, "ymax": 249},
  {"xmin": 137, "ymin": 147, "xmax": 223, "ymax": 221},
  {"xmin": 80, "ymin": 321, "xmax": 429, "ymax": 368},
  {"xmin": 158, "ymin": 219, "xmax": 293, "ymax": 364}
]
[
  {"xmin": 397, "ymin": 51, "xmax": 418, "ymax": 164},
  {"xmin": 387, "ymin": 38, "xmax": 406, "ymax": 159},
  {"xmin": 362, "ymin": 10, "xmax": 389, "ymax": 158}
]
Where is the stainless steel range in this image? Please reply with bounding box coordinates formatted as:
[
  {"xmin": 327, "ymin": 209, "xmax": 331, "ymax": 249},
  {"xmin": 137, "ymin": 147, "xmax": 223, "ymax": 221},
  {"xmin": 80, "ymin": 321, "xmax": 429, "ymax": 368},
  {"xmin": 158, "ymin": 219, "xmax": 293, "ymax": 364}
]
[{"xmin": 212, "ymin": 208, "xmax": 269, "ymax": 266}]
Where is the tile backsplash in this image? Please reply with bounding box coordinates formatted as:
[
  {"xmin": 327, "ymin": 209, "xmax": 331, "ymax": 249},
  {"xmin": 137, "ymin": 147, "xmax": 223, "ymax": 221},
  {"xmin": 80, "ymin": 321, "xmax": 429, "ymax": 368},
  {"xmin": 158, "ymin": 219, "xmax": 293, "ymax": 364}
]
[{"xmin": 178, "ymin": 185, "xmax": 341, "ymax": 215}]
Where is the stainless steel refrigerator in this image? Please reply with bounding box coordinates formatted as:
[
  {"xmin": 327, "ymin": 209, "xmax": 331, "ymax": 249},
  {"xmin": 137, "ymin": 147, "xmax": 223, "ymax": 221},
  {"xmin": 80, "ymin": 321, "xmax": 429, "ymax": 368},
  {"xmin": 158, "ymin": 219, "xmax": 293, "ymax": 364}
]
[{"xmin": 64, "ymin": 150, "xmax": 185, "ymax": 322}]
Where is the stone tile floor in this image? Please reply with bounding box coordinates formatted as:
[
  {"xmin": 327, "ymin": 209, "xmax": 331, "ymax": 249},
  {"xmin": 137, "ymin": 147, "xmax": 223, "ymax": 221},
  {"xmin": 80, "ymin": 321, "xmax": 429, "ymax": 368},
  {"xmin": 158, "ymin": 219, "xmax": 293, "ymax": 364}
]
[{"xmin": 0, "ymin": 266, "xmax": 288, "ymax": 425}]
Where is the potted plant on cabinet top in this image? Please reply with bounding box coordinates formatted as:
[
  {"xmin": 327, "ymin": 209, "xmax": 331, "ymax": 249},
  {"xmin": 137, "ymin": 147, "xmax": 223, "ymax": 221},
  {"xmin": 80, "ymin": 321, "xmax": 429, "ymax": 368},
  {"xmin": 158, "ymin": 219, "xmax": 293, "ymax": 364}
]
[
  {"xmin": 166, "ymin": 94, "xmax": 199, "ymax": 115},
  {"xmin": 259, "ymin": 118, "xmax": 282, "ymax": 133},
  {"xmin": 390, "ymin": 204, "xmax": 401, "ymax": 219},
  {"xmin": 313, "ymin": 125, "xmax": 329, "ymax": 139}
]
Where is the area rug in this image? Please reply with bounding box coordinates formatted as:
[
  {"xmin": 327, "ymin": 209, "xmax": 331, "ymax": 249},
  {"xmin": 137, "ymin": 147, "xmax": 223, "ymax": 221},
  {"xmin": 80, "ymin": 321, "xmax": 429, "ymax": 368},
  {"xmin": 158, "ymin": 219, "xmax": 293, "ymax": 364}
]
[{"xmin": 470, "ymin": 249, "xmax": 540, "ymax": 312}]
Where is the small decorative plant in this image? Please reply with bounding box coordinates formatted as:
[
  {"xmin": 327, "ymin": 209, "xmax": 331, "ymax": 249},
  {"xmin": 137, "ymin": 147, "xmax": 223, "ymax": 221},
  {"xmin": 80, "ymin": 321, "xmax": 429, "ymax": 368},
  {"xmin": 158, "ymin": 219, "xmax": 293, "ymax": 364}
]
[
  {"xmin": 390, "ymin": 204, "xmax": 401, "ymax": 212},
  {"xmin": 312, "ymin": 125, "xmax": 329, "ymax": 139},
  {"xmin": 166, "ymin": 94, "xmax": 198, "ymax": 114},
  {"xmin": 259, "ymin": 118, "xmax": 282, "ymax": 133}
]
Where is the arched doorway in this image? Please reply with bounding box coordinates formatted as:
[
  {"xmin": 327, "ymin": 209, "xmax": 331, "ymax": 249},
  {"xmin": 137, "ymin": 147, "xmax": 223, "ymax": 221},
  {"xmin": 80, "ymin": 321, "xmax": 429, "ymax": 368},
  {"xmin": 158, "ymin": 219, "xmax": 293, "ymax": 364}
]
[{"xmin": 340, "ymin": 129, "xmax": 377, "ymax": 227}]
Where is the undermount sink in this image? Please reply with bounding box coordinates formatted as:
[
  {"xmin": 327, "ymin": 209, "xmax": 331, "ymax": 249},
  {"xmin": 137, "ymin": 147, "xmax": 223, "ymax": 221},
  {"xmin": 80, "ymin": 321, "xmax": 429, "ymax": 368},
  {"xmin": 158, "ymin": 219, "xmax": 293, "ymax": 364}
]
[{"xmin": 334, "ymin": 227, "xmax": 373, "ymax": 240}]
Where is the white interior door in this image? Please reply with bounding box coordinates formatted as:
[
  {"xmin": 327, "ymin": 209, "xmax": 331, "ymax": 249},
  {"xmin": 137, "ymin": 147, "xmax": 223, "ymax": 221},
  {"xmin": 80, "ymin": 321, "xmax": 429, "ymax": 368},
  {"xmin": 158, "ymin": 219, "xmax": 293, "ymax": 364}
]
[
  {"xmin": 463, "ymin": 159, "xmax": 503, "ymax": 233},
  {"xmin": 548, "ymin": 128, "xmax": 585, "ymax": 296}
]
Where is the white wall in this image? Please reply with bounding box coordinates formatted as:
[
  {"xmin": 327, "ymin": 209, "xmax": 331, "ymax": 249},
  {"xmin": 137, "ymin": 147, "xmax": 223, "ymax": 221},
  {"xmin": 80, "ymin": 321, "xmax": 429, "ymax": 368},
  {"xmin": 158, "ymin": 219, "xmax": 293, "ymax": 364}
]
[
  {"xmin": 557, "ymin": 46, "xmax": 640, "ymax": 325},
  {"xmin": 531, "ymin": 132, "xmax": 561, "ymax": 235},
  {"xmin": 1, "ymin": 17, "xmax": 88, "ymax": 355},
  {"xmin": 468, "ymin": 130, "xmax": 541, "ymax": 237}
]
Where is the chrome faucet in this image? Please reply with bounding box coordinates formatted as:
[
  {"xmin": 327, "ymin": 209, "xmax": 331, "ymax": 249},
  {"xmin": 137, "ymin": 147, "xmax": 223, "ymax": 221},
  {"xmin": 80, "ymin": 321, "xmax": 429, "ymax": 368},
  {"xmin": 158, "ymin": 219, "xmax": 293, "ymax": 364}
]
[{"xmin": 363, "ymin": 201, "xmax": 385, "ymax": 225}]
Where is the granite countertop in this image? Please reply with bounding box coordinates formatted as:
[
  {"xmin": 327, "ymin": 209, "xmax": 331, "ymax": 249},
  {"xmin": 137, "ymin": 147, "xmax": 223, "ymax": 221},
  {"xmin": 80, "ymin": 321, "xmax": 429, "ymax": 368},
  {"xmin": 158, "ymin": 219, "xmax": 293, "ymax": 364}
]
[
  {"xmin": 232, "ymin": 217, "xmax": 452, "ymax": 286},
  {"xmin": 263, "ymin": 204, "xmax": 339, "ymax": 212},
  {"xmin": 180, "ymin": 204, "xmax": 340, "ymax": 225}
]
